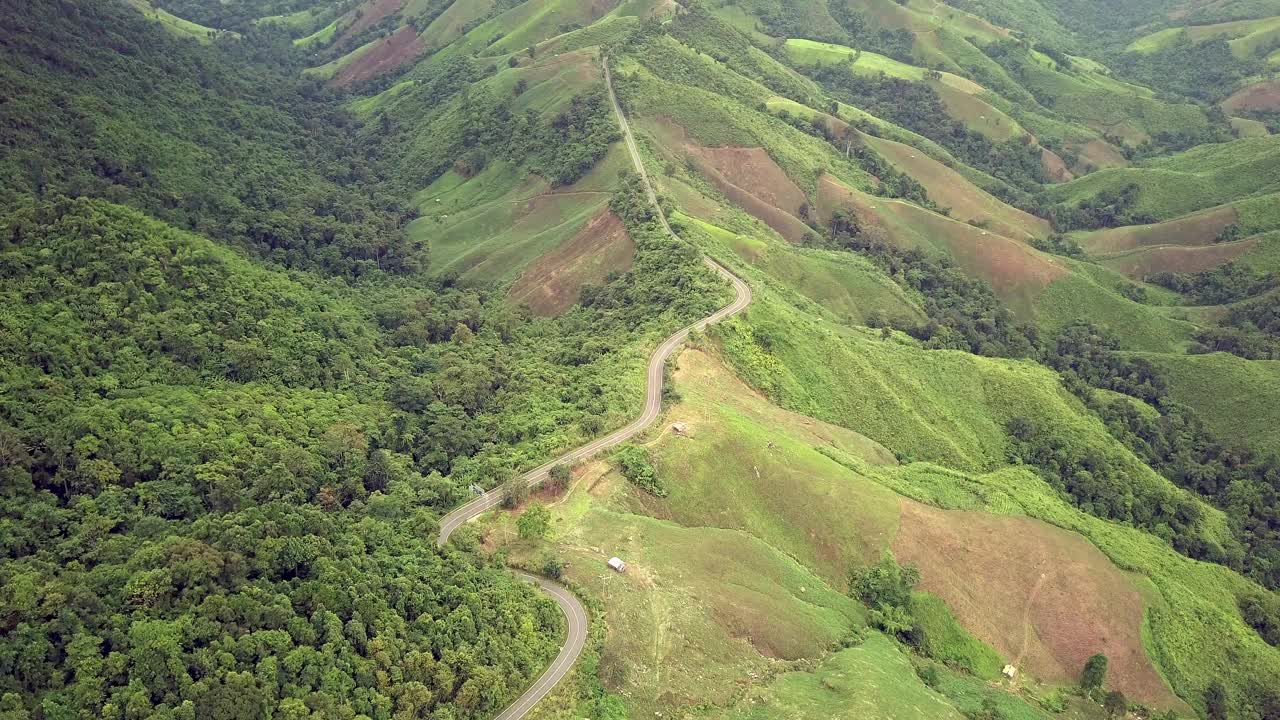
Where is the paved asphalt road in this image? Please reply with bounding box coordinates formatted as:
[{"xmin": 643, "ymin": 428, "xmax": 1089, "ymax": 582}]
[{"xmin": 434, "ymin": 55, "xmax": 753, "ymax": 720}]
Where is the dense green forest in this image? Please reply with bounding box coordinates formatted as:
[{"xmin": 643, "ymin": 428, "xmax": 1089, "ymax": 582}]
[
  {"xmin": 0, "ymin": 191, "xmax": 717, "ymax": 718},
  {"xmin": 0, "ymin": 0, "xmax": 417, "ymax": 277},
  {"xmin": 0, "ymin": 1, "xmax": 725, "ymax": 718}
]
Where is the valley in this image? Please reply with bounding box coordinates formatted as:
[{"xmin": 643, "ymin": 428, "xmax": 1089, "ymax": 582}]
[{"xmin": 2, "ymin": 0, "xmax": 1280, "ymax": 719}]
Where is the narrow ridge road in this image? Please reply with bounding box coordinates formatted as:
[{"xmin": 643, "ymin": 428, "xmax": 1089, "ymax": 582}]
[{"xmin": 435, "ymin": 56, "xmax": 752, "ymax": 719}]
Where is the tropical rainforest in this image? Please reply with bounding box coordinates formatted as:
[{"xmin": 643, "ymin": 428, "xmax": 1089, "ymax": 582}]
[{"xmin": 2, "ymin": 0, "xmax": 1280, "ymax": 719}]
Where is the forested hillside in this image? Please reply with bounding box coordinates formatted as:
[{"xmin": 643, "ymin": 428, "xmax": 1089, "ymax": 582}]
[{"xmin": 3, "ymin": 0, "xmax": 1280, "ymax": 719}]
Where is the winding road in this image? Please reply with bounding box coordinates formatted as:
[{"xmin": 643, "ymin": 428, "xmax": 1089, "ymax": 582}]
[{"xmin": 435, "ymin": 57, "xmax": 752, "ymax": 719}]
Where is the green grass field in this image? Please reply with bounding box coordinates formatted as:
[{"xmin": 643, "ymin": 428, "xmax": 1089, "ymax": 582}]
[
  {"xmin": 125, "ymin": 0, "xmax": 231, "ymax": 41},
  {"xmin": 256, "ymin": 5, "xmax": 333, "ymax": 34},
  {"xmin": 406, "ymin": 146, "xmax": 626, "ymax": 284},
  {"xmin": 1137, "ymin": 351, "xmax": 1280, "ymax": 453},
  {"xmin": 783, "ymin": 39, "xmax": 985, "ymax": 94},
  {"xmin": 516, "ymin": 499, "xmax": 866, "ymax": 717},
  {"xmin": 678, "ymin": 213, "xmax": 926, "ymax": 328},
  {"xmin": 1049, "ymin": 136, "xmax": 1280, "ymax": 221},
  {"xmin": 292, "ymin": 16, "xmax": 339, "ymax": 46},
  {"xmin": 346, "ymin": 79, "xmax": 414, "ymax": 117},
  {"xmin": 721, "ymin": 634, "xmax": 966, "ymax": 720},
  {"xmin": 1128, "ymin": 16, "xmax": 1280, "ymax": 59},
  {"xmin": 619, "ymin": 48, "xmax": 873, "ymax": 195},
  {"xmin": 303, "ymin": 35, "xmax": 378, "ymax": 79}
]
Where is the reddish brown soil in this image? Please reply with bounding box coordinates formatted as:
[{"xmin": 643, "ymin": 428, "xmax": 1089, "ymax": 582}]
[
  {"xmin": 1080, "ymin": 205, "xmax": 1238, "ymax": 254},
  {"xmin": 1073, "ymin": 139, "xmax": 1129, "ymax": 172},
  {"xmin": 815, "ymin": 174, "xmax": 894, "ymax": 237},
  {"xmin": 333, "ymin": 25, "xmax": 423, "ymax": 87},
  {"xmin": 864, "ymin": 131, "xmax": 1050, "ymax": 241},
  {"xmin": 507, "ymin": 209, "xmax": 635, "ymax": 315},
  {"xmin": 1102, "ymin": 237, "xmax": 1260, "ymax": 278},
  {"xmin": 648, "ymin": 117, "xmax": 812, "ymax": 242},
  {"xmin": 894, "ymin": 501, "xmax": 1182, "ymax": 709},
  {"xmin": 816, "ymin": 175, "xmax": 1067, "ymax": 300},
  {"xmin": 1223, "ymin": 79, "xmax": 1280, "ymax": 113},
  {"xmin": 687, "ymin": 145, "xmax": 810, "ymax": 242},
  {"xmin": 1041, "ymin": 147, "xmax": 1075, "ymax": 183},
  {"xmin": 338, "ymin": 0, "xmax": 404, "ymax": 41}
]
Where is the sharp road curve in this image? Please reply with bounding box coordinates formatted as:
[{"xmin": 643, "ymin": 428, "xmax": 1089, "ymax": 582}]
[{"xmin": 435, "ymin": 57, "xmax": 752, "ymax": 719}]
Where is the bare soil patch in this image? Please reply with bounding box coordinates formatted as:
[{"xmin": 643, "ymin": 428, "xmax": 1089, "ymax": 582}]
[
  {"xmin": 894, "ymin": 501, "xmax": 1181, "ymax": 708},
  {"xmin": 864, "ymin": 132, "xmax": 1049, "ymax": 240},
  {"xmin": 338, "ymin": 0, "xmax": 403, "ymax": 42},
  {"xmin": 507, "ymin": 208, "xmax": 635, "ymax": 315},
  {"xmin": 648, "ymin": 117, "xmax": 812, "ymax": 242},
  {"xmin": 1041, "ymin": 147, "xmax": 1075, "ymax": 183},
  {"xmin": 1223, "ymin": 78, "xmax": 1280, "ymax": 113},
  {"xmin": 1100, "ymin": 237, "xmax": 1260, "ymax": 277},
  {"xmin": 334, "ymin": 25, "xmax": 423, "ymax": 86},
  {"xmin": 816, "ymin": 175, "xmax": 1067, "ymax": 299},
  {"xmin": 1079, "ymin": 205, "xmax": 1238, "ymax": 254}
]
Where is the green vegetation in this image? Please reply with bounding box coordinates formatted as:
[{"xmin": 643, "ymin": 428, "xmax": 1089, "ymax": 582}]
[
  {"xmin": 805, "ymin": 64, "xmax": 1049, "ymax": 195},
  {"xmin": 8, "ymin": 1, "xmax": 1280, "ymax": 719},
  {"xmin": 721, "ymin": 634, "xmax": 966, "ymax": 720},
  {"xmin": 1140, "ymin": 352, "xmax": 1280, "ymax": 453},
  {"xmin": 1046, "ymin": 137, "xmax": 1280, "ymax": 225},
  {"xmin": 908, "ymin": 593, "xmax": 1005, "ymax": 680},
  {"xmin": 0, "ymin": 0, "xmax": 415, "ymax": 277},
  {"xmin": 0, "ymin": 197, "xmax": 571, "ymax": 719},
  {"xmin": 518, "ymin": 503, "xmax": 552, "ymax": 539},
  {"xmin": 613, "ymin": 445, "xmax": 667, "ymax": 497},
  {"xmin": 1082, "ymin": 653, "xmax": 1109, "ymax": 691},
  {"xmin": 152, "ymin": 0, "xmax": 336, "ymax": 31}
]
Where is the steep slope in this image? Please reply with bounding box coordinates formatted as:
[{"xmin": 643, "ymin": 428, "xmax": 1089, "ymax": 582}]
[
  {"xmin": 1048, "ymin": 135, "xmax": 1280, "ymax": 222},
  {"xmin": 12, "ymin": 3, "xmax": 1280, "ymax": 720}
]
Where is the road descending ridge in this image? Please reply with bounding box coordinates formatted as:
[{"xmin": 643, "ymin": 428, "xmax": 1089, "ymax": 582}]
[{"xmin": 435, "ymin": 56, "xmax": 752, "ymax": 719}]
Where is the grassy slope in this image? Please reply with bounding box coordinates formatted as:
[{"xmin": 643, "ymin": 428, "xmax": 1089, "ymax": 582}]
[
  {"xmin": 614, "ymin": 21, "xmax": 1200, "ymax": 351},
  {"xmin": 679, "ymin": 214, "xmax": 926, "ymax": 328},
  {"xmin": 1128, "ymin": 15, "xmax": 1280, "ymax": 58},
  {"xmin": 526, "ymin": 332, "xmax": 1277, "ymax": 715},
  {"xmin": 1138, "ymin": 351, "xmax": 1280, "ymax": 453},
  {"xmin": 518, "ymin": 494, "xmax": 867, "ymax": 716},
  {"xmin": 502, "ymin": 348, "xmax": 1097, "ymax": 720},
  {"xmin": 407, "ymin": 145, "xmax": 625, "ymax": 284},
  {"xmin": 616, "ymin": 39, "xmax": 875, "ymax": 195},
  {"xmin": 1049, "ymin": 136, "xmax": 1280, "ymax": 220},
  {"xmin": 722, "ymin": 635, "xmax": 965, "ymax": 720},
  {"xmin": 784, "ymin": 38, "xmax": 984, "ymax": 93},
  {"xmin": 330, "ymin": 6, "xmax": 1280, "ymax": 715},
  {"xmin": 125, "ymin": 0, "xmax": 229, "ymax": 41},
  {"xmin": 694, "ymin": 286, "xmax": 1276, "ymax": 711}
]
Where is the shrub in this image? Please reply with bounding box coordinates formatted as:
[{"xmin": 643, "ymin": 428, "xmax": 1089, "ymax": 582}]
[
  {"xmin": 518, "ymin": 504, "xmax": 551, "ymax": 540},
  {"xmin": 849, "ymin": 554, "xmax": 920, "ymax": 609},
  {"xmin": 916, "ymin": 663, "xmax": 941, "ymax": 688},
  {"xmin": 541, "ymin": 555, "xmax": 564, "ymax": 580},
  {"xmin": 1104, "ymin": 690, "xmax": 1127, "ymax": 718},
  {"xmin": 500, "ymin": 477, "xmax": 529, "ymax": 509},
  {"xmin": 615, "ymin": 445, "xmax": 667, "ymax": 496},
  {"xmin": 546, "ymin": 463, "xmax": 572, "ymax": 495},
  {"xmin": 1081, "ymin": 653, "xmax": 1108, "ymax": 691}
]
